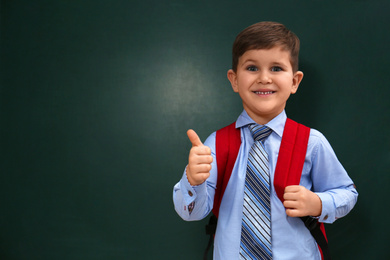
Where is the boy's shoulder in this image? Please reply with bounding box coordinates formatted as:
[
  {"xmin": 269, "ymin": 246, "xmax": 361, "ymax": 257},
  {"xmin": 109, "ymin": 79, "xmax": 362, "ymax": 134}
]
[{"xmin": 308, "ymin": 127, "xmax": 324, "ymax": 139}]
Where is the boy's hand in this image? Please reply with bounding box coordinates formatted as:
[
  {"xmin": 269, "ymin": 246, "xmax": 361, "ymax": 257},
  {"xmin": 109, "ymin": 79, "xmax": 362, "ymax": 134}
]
[
  {"xmin": 186, "ymin": 129, "xmax": 213, "ymax": 186},
  {"xmin": 283, "ymin": 185, "xmax": 322, "ymax": 217}
]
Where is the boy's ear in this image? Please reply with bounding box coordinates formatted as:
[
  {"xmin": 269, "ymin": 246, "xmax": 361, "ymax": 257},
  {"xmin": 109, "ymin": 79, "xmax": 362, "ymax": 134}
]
[
  {"xmin": 227, "ymin": 69, "xmax": 239, "ymax": 92},
  {"xmin": 291, "ymin": 71, "xmax": 304, "ymax": 94}
]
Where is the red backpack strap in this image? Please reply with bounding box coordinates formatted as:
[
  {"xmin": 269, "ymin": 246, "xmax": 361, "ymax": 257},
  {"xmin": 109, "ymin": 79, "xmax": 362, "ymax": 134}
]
[
  {"xmin": 274, "ymin": 119, "xmax": 330, "ymax": 260},
  {"xmin": 274, "ymin": 118, "xmax": 310, "ymax": 202},
  {"xmin": 213, "ymin": 122, "xmax": 241, "ymax": 217}
]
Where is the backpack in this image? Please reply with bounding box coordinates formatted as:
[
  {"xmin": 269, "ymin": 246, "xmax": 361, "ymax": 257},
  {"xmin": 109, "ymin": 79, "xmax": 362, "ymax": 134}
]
[{"xmin": 204, "ymin": 118, "xmax": 331, "ymax": 260}]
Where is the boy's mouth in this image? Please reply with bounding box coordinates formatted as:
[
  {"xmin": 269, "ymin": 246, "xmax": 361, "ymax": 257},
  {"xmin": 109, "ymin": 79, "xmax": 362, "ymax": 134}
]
[{"xmin": 254, "ymin": 91, "xmax": 275, "ymax": 95}]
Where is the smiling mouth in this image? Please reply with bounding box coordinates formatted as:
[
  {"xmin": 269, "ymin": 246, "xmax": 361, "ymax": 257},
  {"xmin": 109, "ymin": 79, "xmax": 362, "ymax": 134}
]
[{"xmin": 254, "ymin": 91, "xmax": 275, "ymax": 95}]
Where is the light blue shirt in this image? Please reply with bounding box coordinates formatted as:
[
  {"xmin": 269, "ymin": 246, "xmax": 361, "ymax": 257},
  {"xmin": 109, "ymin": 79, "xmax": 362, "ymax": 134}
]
[{"xmin": 173, "ymin": 110, "xmax": 358, "ymax": 260}]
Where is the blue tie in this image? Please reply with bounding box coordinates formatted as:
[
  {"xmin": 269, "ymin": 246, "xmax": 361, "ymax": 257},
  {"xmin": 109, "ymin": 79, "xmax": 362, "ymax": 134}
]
[{"xmin": 240, "ymin": 124, "xmax": 273, "ymax": 259}]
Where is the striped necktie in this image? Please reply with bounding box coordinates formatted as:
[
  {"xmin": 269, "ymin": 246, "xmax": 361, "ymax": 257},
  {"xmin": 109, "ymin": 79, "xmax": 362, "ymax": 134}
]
[{"xmin": 240, "ymin": 124, "xmax": 273, "ymax": 259}]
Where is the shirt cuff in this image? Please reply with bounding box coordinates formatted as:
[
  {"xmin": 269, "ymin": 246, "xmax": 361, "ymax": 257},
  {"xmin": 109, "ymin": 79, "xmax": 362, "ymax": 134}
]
[
  {"xmin": 179, "ymin": 170, "xmax": 207, "ymax": 206},
  {"xmin": 316, "ymin": 192, "xmax": 336, "ymax": 223}
]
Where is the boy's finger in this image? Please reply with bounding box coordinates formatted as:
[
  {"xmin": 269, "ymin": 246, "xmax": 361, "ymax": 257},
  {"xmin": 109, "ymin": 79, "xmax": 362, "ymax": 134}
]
[
  {"xmin": 284, "ymin": 185, "xmax": 301, "ymax": 193},
  {"xmin": 187, "ymin": 129, "xmax": 203, "ymax": 147}
]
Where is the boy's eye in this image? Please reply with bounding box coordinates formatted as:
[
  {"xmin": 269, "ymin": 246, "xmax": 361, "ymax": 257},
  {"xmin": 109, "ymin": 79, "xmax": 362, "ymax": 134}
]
[
  {"xmin": 246, "ymin": 66, "xmax": 258, "ymax": 72},
  {"xmin": 271, "ymin": 66, "xmax": 283, "ymax": 72}
]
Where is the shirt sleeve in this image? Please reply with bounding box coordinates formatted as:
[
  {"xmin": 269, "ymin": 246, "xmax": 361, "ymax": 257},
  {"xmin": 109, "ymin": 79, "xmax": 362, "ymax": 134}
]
[
  {"xmin": 172, "ymin": 132, "xmax": 217, "ymax": 221},
  {"xmin": 308, "ymin": 130, "xmax": 358, "ymax": 223}
]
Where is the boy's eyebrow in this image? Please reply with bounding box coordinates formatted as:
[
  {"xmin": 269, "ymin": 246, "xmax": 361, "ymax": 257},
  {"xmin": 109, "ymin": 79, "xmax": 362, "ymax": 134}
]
[
  {"xmin": 240, "ymin": 59, "xmax": 289, "ymax": 67},
  {"xmin": 243, "ymin": 59, "xmax": 256, "ymax": 62},
  {"xmin": 271, "ymin": 61, "xmax": 289, "ymax": 67},
  {"xmin": 240, "ymin": 59, "xmax": 257, "ymax": 66}
]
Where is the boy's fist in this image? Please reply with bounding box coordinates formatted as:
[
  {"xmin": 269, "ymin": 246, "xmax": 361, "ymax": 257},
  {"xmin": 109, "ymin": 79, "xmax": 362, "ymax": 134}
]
[
  {"xmin": 186, "ymin": 129, "xmax": 213, "ymax": 186},
  {"xmin": 283, "ymin": 185, "xmax": 322, "ymax": 217}
]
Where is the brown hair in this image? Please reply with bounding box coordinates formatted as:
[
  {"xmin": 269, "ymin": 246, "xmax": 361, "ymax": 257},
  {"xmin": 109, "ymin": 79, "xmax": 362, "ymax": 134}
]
[{"xmin": 232, "ymin": 21, "xmax": 300, "ymax": 72}]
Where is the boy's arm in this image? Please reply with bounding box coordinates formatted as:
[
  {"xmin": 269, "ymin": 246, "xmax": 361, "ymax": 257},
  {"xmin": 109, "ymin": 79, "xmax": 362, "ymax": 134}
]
[
  {"xmin": 283, "ymin": 130, "xmax": 358, "ymax": 223},
  {"xmin": 173, "ymin": 131, "xmax": 217, "ymax": 221},
  {"xmin": 314, "ymin": 183, "xmax": 358, "ymax": 223}
]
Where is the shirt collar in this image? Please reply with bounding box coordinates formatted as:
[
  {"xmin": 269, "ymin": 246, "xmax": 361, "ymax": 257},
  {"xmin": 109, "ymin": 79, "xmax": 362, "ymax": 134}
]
[{"xmin": 235, "ymin": 109, "xmax": 286, "ymax": 138}]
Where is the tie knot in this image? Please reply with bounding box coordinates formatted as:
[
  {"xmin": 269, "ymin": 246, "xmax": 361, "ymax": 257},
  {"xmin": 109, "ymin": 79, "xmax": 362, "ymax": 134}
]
[{"xmin": 249, "ymin": 124, "xmax": 272, "ymax": 142}]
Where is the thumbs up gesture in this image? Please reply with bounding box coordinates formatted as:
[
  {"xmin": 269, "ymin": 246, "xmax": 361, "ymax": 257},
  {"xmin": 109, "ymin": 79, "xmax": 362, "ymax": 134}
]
[{"xmin": 186, "ymin": 129, "xmax": 213, "ymax": 186}]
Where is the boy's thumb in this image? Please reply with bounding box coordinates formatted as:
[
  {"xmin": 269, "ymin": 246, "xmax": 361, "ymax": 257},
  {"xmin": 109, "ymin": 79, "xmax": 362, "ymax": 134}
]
[{"xmin": 187, "ymin": 129, "xmax": 203, "ymax": 147}]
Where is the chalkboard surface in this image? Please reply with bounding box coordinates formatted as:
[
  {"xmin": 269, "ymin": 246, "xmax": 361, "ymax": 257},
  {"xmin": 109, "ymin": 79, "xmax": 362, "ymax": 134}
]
[{"xmin": 2, "ymin": 1, "xmax": 389, "ymax": 259}]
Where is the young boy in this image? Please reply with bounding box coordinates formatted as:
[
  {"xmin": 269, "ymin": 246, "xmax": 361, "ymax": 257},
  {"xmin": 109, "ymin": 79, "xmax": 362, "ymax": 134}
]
[{"xmin": 173, "ymin": 21, "xmax": 358, "ymax": 260}]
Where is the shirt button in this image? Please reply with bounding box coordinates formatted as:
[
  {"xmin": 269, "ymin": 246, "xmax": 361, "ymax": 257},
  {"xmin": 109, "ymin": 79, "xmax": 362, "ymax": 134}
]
[
  {"xmin": 323, "ymin": 215, "xmax": 328, "ymax": 220},
  {"xmin": 188, "ymin": 191, "xmax": 193, "ymax": 197}
]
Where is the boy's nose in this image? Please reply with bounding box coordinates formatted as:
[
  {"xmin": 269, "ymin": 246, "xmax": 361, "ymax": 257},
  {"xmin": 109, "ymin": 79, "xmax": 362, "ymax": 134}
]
[{"xmin": 257, "ymin": 72, "xmax": 272, "ymax": 84}]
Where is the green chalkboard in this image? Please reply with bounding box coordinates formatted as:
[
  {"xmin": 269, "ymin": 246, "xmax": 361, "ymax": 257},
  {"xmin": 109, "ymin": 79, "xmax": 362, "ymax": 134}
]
[{"xmin": 1, "ymin": 1, "xmax": 389, "ymax": 259}]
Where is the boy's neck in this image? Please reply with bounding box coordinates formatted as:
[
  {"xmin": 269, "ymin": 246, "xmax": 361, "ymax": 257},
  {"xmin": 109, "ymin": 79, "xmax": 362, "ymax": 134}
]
[{"xmin": 244, "ymin": 108, "xmax": 285, "ymax": 126}]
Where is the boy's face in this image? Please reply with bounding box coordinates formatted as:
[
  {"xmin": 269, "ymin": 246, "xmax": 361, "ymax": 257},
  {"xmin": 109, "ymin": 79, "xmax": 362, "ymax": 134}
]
[{"xmin": 227, "ymin": 47, "xmax": 303, "ymax": 125}]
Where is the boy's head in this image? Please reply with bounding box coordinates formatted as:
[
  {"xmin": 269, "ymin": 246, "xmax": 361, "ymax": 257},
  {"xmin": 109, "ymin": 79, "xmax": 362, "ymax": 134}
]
[{"xmin": 232, "ymin": 21, "xmax": 300, "ymax": 72}]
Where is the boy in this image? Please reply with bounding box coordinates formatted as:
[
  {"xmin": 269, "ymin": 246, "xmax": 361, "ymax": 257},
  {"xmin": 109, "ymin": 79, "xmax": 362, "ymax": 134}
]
[{"xmin": 173, "ymin": 21, "xmax": 357, "ymax": 260}]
